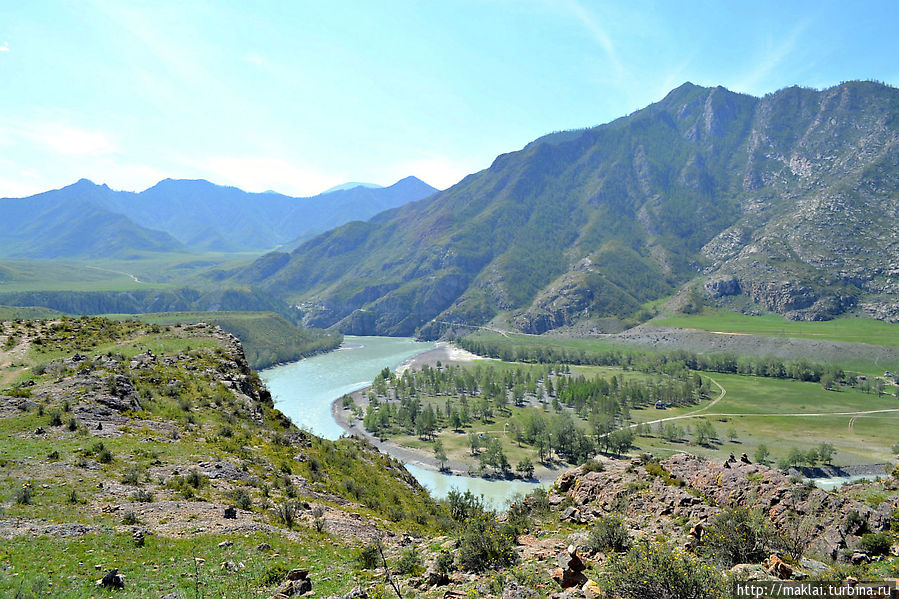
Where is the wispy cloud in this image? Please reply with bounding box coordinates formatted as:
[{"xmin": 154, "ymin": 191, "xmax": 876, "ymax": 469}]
[
  {"xmin": 0, "ymin": 41, "xmax": 9, "ymax": 52},
  {"xmin": 556, "ymin": 0, "xmax": 624, "ymax": 79},
  {"xmin": 732, "ymin": 18, "xmax": 812, "ymax": 94},
  {"xmin": 243, "ymin": 52, "xmax": 264, "ymax": 66}
]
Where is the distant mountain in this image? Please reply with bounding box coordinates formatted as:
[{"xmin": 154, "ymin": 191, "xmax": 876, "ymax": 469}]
[
  {"xmin": 237, "ymin": 81, "xmax": 899, "ymax": 337},
  {"xmin": 322, "ymin": 182, "xmax": 383, "ymax": 193},
  {"xmin": 0, "ymin": 176, "xmax": 437, "ymax": 256},
  {"xmin": 0, "ymin": 180, "xmax": 185, "ymax": 259}
]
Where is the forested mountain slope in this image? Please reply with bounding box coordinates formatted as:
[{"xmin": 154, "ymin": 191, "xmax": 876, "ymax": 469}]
[{"xmin": 242, "ymin": 81, "xmax": 899, "ymax": 337}]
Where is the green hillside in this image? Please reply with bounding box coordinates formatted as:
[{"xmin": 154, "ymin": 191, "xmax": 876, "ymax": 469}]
[{"xmin": 236, "ymin": 81, "xmax": 899, "ymax": 338}]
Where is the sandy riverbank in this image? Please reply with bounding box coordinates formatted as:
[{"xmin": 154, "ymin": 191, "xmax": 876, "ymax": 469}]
[{"xmin": 331, "ymin": 342, "xmax": 563, "ymax": 484}]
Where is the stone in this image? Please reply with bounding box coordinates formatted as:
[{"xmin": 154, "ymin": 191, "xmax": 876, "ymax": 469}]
[
  {"xmin": 583, "ymin": 579, "xmax": 603, "ymax": 599},
  {"xmin": 424, "ymin": 566, "xmax": 450, "ymax": 587},
  {"xmin": 271, "ymin": 569, "xmax": 312, "ymax": 598},
  {"xmin": 560, "ymin": 506, "xmax": 578, "ymax": 522},
  {"xmin": 551, "ymin": 567, "xmax": 588, "ymax": 589},
  {"xmin": 256, "ymin": 542, "xmax": 272, "ymax": 551},
  {"xmin": 729, "ymin": 564, "xmax": 774, "ymax": 581},
  {"xmin": 223, "ymin": 506, "xmax": 237, "ymax": 519},
  {"xmin": 218, "ymin": 540, "xmax": 233, "ymax": 548},
  {"xmin": 849, "ymin": 551, "xmax": 870, "ymax": 565},
  {"xmin": 502, "ymin": 579, "xmax": 538, "ymax": 599},
  {"xmin": 97, "ymin": 568, "xmax": 125, "ymax": 589}
]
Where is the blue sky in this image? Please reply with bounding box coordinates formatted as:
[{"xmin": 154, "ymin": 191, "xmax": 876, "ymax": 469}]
[{"xmin": 1, "ymin": 0, "xmax": 897, "ymax": 197}]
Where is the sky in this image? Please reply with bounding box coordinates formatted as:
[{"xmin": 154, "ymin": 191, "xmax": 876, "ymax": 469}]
[{"xmin": 1, "ymin": 0, "xmax": 897, "ymax": 198}]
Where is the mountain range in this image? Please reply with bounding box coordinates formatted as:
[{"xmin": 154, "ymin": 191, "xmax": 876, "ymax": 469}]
[
  {"xmin": 232, "ymin": 80, "xmax": 899, "ymax": 337},
  {"xmin": 0, "ymin": 176, "xmax": 437, "ymax": 258}
]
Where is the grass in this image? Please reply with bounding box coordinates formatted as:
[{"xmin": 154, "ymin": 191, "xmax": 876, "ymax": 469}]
[
  {"xmin": 628, "ymin": 371, "xmax": 899, "ymax": 465},
  {"xmin": 0, "ymin": 530, "xmax": 358, "ymax": 599},
  {"xmin": 653, "ymin": 309, "xmax": 899, "ymax": 346}
]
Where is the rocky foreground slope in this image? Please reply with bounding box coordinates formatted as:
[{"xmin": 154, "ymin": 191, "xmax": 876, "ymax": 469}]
[{"xmin": 1, "ymin": 317, "xmax": 897, "ymax": 598}]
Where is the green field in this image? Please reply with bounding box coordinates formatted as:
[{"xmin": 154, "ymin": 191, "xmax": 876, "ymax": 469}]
[
  {"xmin": 628, "ymin": 371, "xmax": 899, "ymax": 465},
  {"xmin": 653, "ymin": 309, "xmax": 899, "ymax": 346}
]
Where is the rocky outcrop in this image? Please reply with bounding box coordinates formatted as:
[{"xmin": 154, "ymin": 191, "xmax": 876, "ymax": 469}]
[{"xmin": 553, "ymin": 454, "xmax": 897, "ymax": 560}]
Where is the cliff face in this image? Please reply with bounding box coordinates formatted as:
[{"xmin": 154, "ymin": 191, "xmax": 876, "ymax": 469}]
[{"xmin": 242, "ymin": 81, "xmax": 899, "ymax": 336}]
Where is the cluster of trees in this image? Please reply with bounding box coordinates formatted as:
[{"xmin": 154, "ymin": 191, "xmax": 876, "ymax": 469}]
[{"xmin": 458, "ymin": 338, "xmax": 845, "ymax": 384}]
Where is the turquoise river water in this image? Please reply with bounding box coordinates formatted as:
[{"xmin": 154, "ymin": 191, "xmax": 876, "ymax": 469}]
[{"xmin": 260, "ymin": 336, "xmax": 544, "ymax": 507}]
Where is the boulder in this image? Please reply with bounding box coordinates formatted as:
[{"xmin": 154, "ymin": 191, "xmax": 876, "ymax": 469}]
[
  {"xmin": 97, "ymin": 569, "xmax": 125, "ymax": 589},
  {"xmin": 271, "ymin": 569, "xmax": 312, "ymax": 598},
  {"xmin": 763, "ymin": 555, "xmax": 793, "ymax": 580},
  {"xmin": 583, "ymin": 579, "xmax": 603, "ymax": 599},
  {"xmin": 424, "ymin": 566, "xmax": 450, "ymax": 587},
  {"xmin": 502, "ymin": 579, "xmax": 538, "ymax": 599}
]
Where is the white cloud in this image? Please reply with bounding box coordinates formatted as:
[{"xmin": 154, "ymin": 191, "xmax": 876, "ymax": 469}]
[
  {"xmin": 195, "ymin": 156, "xmax": 345, "ymax": 196},
  {"xmin": 243, "ymin": 52, "xmax": 264, "ymax": 66},
  {"xmin": 0, "ymin": 41, "xmax": 9, "ymax": 52},
  {"xmin": 29, "ymin": 123, "xmax": 117, "ymax": 156}
]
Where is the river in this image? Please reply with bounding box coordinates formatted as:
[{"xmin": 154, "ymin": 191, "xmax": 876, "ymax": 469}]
[{"xmin": 260, "ymin": 335, "xmax": 545, "ymax": 508}]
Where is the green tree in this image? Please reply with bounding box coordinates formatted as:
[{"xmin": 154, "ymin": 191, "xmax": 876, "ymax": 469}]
[
  {"xmin": 753, "ymin": 444, "xmax": 770, "ymax": 465},
  {"xmin": 516, "ymin": 457, "xmax": 535, "ymax": 479},
  {"xmin": 433, "ymin": 438, "xmax": 448, "ymax": 471},
  {"xmin": 815, "ymin": 441, "xmax": 835, "ymax": 464}
]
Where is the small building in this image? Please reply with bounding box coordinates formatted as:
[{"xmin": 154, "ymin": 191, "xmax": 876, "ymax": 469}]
[{"xmin": 885, "ymin": 371, "xmax": 894, "ymax": 377}]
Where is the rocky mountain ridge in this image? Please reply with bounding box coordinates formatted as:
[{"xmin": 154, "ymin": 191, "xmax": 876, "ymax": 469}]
[{"xmin": 238, "ymin": 81, "xmax": 899, "ymax": 337}]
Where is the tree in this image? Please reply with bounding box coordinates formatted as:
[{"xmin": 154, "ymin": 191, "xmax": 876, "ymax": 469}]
[
  {"xmin": 727, "ymin": 428, "xmax": 739, "ymax": 443},
  {"xmin": 516, "ymin": 457, "xmax": 535, "ymax": 479},
  {"xmin": 753, "ymin": 444, "xmax": 770, "ymax": 465},
  {"xmin": 433, "ymin": 438, "xmax": 448, "ymax": 471},
  {"xmin": 816, "ymin": 441, "xmax": 836, "ymax": 464},
  {"xmin": 469, "ymin": 432, "xmax": 481, "ymax": 455}
]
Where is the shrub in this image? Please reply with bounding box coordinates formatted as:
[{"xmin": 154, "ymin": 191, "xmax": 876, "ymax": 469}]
[
  {"xmin": 701, "ymin": 507, "xmax": 772, "ymax": 566},
  {"xmin": 67, "ymin": 417, "xmax": 78, "ymax": 432},
  {"xmin": 445, "ymin": 488, "xmax": 486, "ymax": 522},
  {"xmin": 587, "ymin": 514, "xmax": 632, "ymax": 554},
  {"xmin": 395, "ymin": 547, "xmax": 423, "ymax": 575},
  {"xmin": 859, "ymin": 532, "xmax": 892, "ymax": 556},
  {"xmin": 121, "ymin": 466, "xmax": 143, "ymax": 486},
  {"xmin": 48, "ymin": 410, "xmax": 63, "ymax": 426},
  {"xmin": 356, "ymin": 543, "xmax": 380, "ymax": 570},
  {"xmin": 435, "ymin": 550, "xmax": 454, "ymax": 574},
  {"xmin": 457, "ymin": 512, "xmax": 518, "ymax": 572},
  {"xmin": 67, "ymin": 490, "xmax": 79, "ymax": 504},
  {"xmin": 258, "ymin": 564, "xmax": 289, "ymax": 586},
  {"xmin": 185, "ymin": 469, "xmax": 206, "ymax": 488},
  {"xmin": 15, "ymin": 483, "xmax": 33, "ymax": 505},
  {"xmin": 276, "ymin": 500, "xmax": 301, "ymax": 529},
  {"xmin": 97, "ymin": 448, "xmax": 114, "ymax": 464},
  {"xmin": 131, "ymin": 489, "xmax": 154, "ymax": 503},
  {"xmin": 603, "ymin": 543, "xmax": 727, "ymax": 599},
  {"xmin": 229, "ymin": 488, "xmax": 253, "ymax": 510},
  {"xmin": 122, "ymin": 510, "xmax": 140, "ymax": 525},
  {"xmin": 581, "ymin": 459, "xmax": 605, "ymax": 473}
]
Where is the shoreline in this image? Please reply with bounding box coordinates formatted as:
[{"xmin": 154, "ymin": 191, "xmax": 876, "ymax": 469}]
[{"xmin": 330, "ymin": 342, "xmax": 562, "ymax": 484}]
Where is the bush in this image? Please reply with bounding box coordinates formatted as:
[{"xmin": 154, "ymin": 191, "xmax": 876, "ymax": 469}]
[
  {"xmin": 258, "ymin": 564, "xmax": 290, "ymax": 586},
  {"xmin": 457, "ymin": 512, "xmax": 518, "ymax": 572},
  {"xmin": 229, "ymin": 488, "xmax": 253, "ymax": 510},
  {"xmin": 131, "ymin": 489, "xmax": 154, "ymax": 503},
  {"xmin": 67, "ymin": 417, "xmax": 78, "ymax": 432},
  {"xmin": 435, "ymin": 550, "xmax": 454, "ymax": 574},
  {"xmin": 395, "ymin": 547, "xmax": 423, "ymax": 575},
  {"xmin": 356, "ymin": 543, "xmax": 380, "ymax": 570},
  {"xmin": 49, "ymin": 410, "xmax": 63, "ymax": 426},
  {"xmin": 97, "ymin": 448, "xmax": 114, "ymax": 464},
  {"xmin": 445, "ymin": 488, "xmax": 486, "ymax": 522},
  {"xmin": 581, "ymin": 459, "xmax": 605, "ymax": 473},
  {"xmin": 15, "ymin": 483, "xmax": 33, "ymax": 505},
  {"xmin": 603, "ymin": 543, "xmax": 727, "ymax": 599},
  {"xmin": 276, "ymin": 500, "xmax": 301, "ymax": 529},
  {"xmin": 701, "ymin": 507, "xmax": 772, "ymax": 566},
  {"xmin": 859, "ymin": 532, "xmax": 892, "ymax": 556},
  {"xmin": 122, "ymin": 510, "xmax": 140, "ymax": 525},
  {"xmin": 587, "ymin": 514, "xmax": 632, "ymax": 553}
]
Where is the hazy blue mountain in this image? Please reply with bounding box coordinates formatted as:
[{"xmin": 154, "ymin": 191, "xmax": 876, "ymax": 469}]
[
  {"xmin": 0, "ymin": 180, "xmax": 185, "ymax": 259},
  {"xmin": 322, "ymin": 182, "xmax": 383, "ymax": 193},
  {"xmin": 0, "ymin": 176, "xmax": 437, "ymax": 256},
  {"xmin": 237, "ymin": 81, "xmax": 899, "ymax": 337}
]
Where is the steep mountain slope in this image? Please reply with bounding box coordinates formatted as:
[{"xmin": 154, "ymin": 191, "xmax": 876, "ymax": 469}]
[
  {"xmin": 241, "ymin": 81, "xmax": 899, "ymax": 337},
  {"xmin": 0, "ymin": 176, "xmax": 437, "ymax": 256}
]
